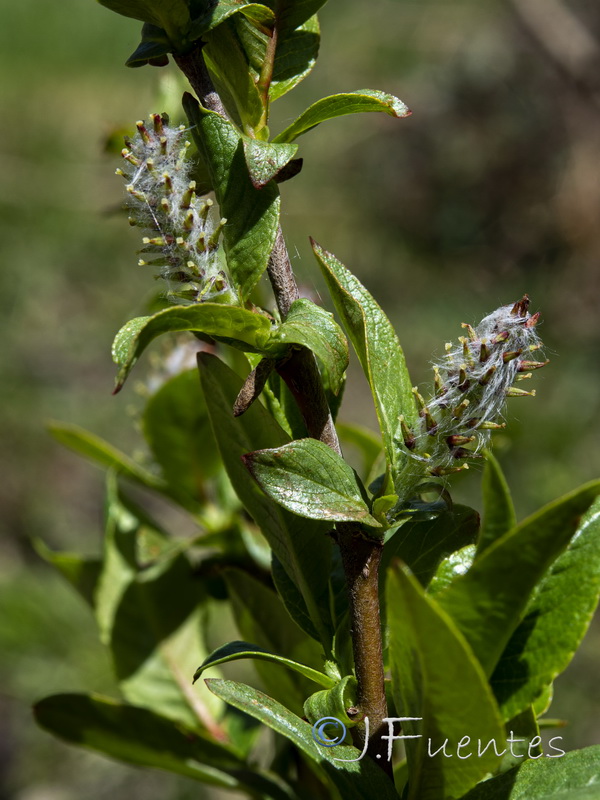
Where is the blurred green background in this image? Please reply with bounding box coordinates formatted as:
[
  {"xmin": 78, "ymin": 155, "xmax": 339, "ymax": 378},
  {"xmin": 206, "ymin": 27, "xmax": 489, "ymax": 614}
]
[{"xmin": 2, "ymin": 0, "xmax": 600, "ymax": 796}]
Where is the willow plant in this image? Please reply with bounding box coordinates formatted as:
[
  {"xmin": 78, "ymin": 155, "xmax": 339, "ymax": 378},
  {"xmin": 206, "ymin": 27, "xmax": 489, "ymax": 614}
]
[{"xmin": 34, "ymin": 2, "xmax": 600, "ymax": 799}]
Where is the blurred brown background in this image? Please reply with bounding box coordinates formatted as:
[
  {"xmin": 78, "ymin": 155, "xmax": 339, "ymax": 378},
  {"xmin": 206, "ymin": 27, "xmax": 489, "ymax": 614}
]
[{"xmin": 1, "ymin": 0, "xmax": 600, "ymax": 796}]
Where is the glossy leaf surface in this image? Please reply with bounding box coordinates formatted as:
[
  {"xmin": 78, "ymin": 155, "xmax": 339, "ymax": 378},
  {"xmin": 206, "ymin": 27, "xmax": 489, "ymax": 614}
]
[
  {"xmin": 478, "ymin": 451, "xmax": 517, "ymax": 555},
  {"xmin": 243, "ymin": 438, "xmax": 380, "ymax": 526},
  {"xmin": 183, "ymin": 95, "xmax": 280, "ymax": 297},
  {"xmin": 206, "ymin": 679, "xmax": 400, "ymax": 799},
  {"xmin": 437, "ymin": 480, "xmax": 600, "ymax": 677},
  {"xmin": 274, "ymin": 89, "xmax": 410, "ymax": 143},
  {"xmin": 112, "ymin": 304, "xmax": 272, "ymax": 391},
  {"xmin": 491, "ymin": 496, "xmax": 600, "ymax": 720},
  {"xmin": 266, "ymin": 298, "xmax": 349, "ymax": 394},
  {"xmin": 312, "ymin": 241, "xmax": 416, "ymax": 495}
]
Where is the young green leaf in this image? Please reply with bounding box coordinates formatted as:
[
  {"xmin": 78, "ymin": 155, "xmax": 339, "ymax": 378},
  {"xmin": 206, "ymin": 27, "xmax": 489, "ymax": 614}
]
[
  {"xmin": 194, "ymin": 640, "xmax": 334, "ymax": 689},
  {"xmin": 478, "ymin": 451, "xmax": 517, "ymax": 555},
  {"xmin": 460, "ymin": 745, "xmax": 600, "ymax": 800},
  {"xmin": 386, "ymin": 564, "xmax": 505, "ymax": 800},
  {"xmin": 303, "ymin": 674, "xmax": 358, "ymax": 727},
  {"xmin": 437, "ymin": 480, "xmax": 600, "ymax": 678},
  {"xmin": 198, "ymin": 353, "xmax": 334, "ymax": 648},
  {"xmin": 183, "ymin": 94, "xmax": 280, "ymax": 297},
  {"xmin": 274, "ymin": 90, "xmax": 410, "ymax": 143},
  {"xmin": 312, "ymin": 241, "xmax": 416, "ymax": 496},
  {"xmin": 268, "ymin": 15, "xmax": 321, "ymax": 101},
  {"xmin": 112, "ymin": 304, "xmax": 272, "ymax": 391},
  {"xmin": 243, "ymin": 138, "xmax": 299, "ymax": 188},
  {"xmin": 98, "ymin": 0, "xmax": 191, "ymax": 47},
  {"xmin": 491, "ymin": 495, "xmax": 600, "ymax": 721},
  {"xmin": 266, "ymin": 298, "xmax": 349, "ymax": 395},
  {"xmin": 243, "ymin": 439, "xmax": 380, "ymax": 527},
  {"xmin": 189, "ymin": 1, "xmax": 276, "ymax": 40},
  {"xmin": 205, "ymin": 679, "xmax": 400, "ymax": 799},
  {"xmin": 33, "ymin": 693, "xmax": 293, "ymax": 798}
]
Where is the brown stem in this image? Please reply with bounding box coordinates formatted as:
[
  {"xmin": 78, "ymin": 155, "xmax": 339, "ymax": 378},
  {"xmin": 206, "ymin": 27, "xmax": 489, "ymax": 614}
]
[
  {"xmin": 174, "ymin": 46, "xmax": 391, "ymax": 776},
  {"xmin": 174, "ymin": 45, "xmax": 228, "ymax": 117}
]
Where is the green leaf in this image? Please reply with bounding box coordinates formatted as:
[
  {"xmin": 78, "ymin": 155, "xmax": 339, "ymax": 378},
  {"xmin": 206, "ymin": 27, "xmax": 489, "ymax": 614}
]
[
  {"xmin": 183, "ymin": 94, "xmax": 280, "ymax": 298},
  {"xmin": 243, "ymin": 138, "xmax": 299, "ymax": 188},
  {"xmin": 125, "ymin": 23, "xmax": 171, "ymax": 67},
  {"xmin": 427, "ymin": 544, "xmax": 477, "ymax": 596},
  {"xmin": 491, "ymin": 496, "xmax": 600, "ymax": 721},
  {"xmin": 112, "ymin": 304, "xmax": 272, "ymax": 391},
  {"xmin": 34, "ymin": 540, "xmax": 101, "ymax": 608},
  {"xmin": 34, "ymin": 693, "xmax": 293, "ymax": 798},
  {"xmin": 48, "ymin": 421, "xmax": 168, "ymax": 494},
  {"xmin": 380, "ymin": 505, "xmax": 480, "ymax": 590},
  {"xmin": 437, "ymin": 480, "xmax": 600, "ymax": 678},
  {"xmin": 206, "ymin": 679, "xmax": 400, "ymax": 799},
  {"xmin": 386, "ymin": 564, "xmax": 505, "ymax": 800},
  {"xmin": 202, "ymin": 20, "xmax": 264, "ymax": 130},
  {"xmin": 266, "ymin": 298, "xmax": 349, "ymax": 394},
  {"xmin": 274, "ymin": 90, "xmax": 410, "ymax": 143},
  {"xmin": 303, "ymin": 674, "xmax": 358, "ymax": 727},
  {"xmin": 243, "ymin": 439, "xmax": 380, "ymax": 526},
  {"xmin": 269, "ymin": 15, "xmax": 321, "ymax": 101},
  {"xmin": 478, "ymin": 451, "xmax": 517, "ymax": 555},
  {"xmin": 98, "ymin": 0, "xmax": 191, "ymax": 47},
  {"xmin": 194, "ymin": 640, "xmax": 334, "ymax": 689},
  {"xmin": 460, "ymin": 745, "xmax": 600, "ymax": 800},
  {"xmin": 141, "ymin": 369, "xmax": 220, "ymax": 502},
  {"xmin": 198, "ymin": 353, "xmax": 334, "ymax": 648},
  {"xmin": 312, "ymin": 241, "xmax": 417, "ymax": 496},
  {"xmin": 262, "ymin": 0, "xmax": 328, "ymax": 32},
  {"xmin": 95, "ymin": 478, "xmax": 222, "ymax": 732},
  {"xmin": 189, "ymin": 1, "xmax": 275, "ymax": 40}
]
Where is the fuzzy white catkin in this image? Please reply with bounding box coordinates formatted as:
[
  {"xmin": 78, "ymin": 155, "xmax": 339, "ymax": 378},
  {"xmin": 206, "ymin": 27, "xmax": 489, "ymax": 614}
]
[
  {"xmin": 400, "ymin": 296, "xmax": 546, "ymax": 483},
  {"xmin": 116, "ymin": 115, "xmax": 237, "ymax": 305}
]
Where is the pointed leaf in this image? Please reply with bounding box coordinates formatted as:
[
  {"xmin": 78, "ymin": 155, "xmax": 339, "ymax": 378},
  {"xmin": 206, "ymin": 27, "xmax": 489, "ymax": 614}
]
[
  {"xmin": 492, "ymin": 496, "xmax": 600, "ymax": 721},
  {"xmin": 33, "ymin": 693, "xmax": 293, "ymax": 798},
  {"xmin": 274, "ymin": 90, "xmax": 410, "ymax": 143},
  {"xmin": 478, "ymin": 451, "xmax": 517, "ymax": 555},
  {"xmin": 243, "ymin": 438, "xmax": 380, "ymax": 526},
  {"xmin": 206, "ymin": 679, "xmax": 400, "ymax": 799},
  {"xmin": 266, "ymin": 298, "xmax": 349, "ymax": 394},
  {"xmin": 194, "ymin": 640, "xmax": 334, "ymax": 689},
  {"xmin": 437, "ymin": 480, "xmax": 600, "ymax": 677},
  {"xmin": 312, "ymin": 241, "xmax": 416, "ymax": 496},
  {"xmin": 243, "ymin": 138, "xmax": 299, "ymax": 189},
  {"xmin": 386, "ymin": 564, "xmax": 504, "ymax": 800},
  {"xmin": 48, "ymin": 421, "xmax": 167, "ymax": 494},
  {"xmin": 189, "ymin": 1, "xmax": 275, "ymax": 39},
  {"xmin": 98, "ymin": 0, "xmax": 191, "ymax": 46},
  {"xmin": 198, "ymin": 353, "xmax": 334, "ymax": 648},
  {"xmin": 183, "ymin": 94, "xmax": 280, "ymax": 297},
  {"xmin": 460, "ymin": 745, "xmax": 600, "ymax": 800},
  {"xmin": 112, "ymin": 304, "xmax": 272, "ymax": 391},
  {"xmin": 269, "ymin": 15, "xmax": 321, "ymax": 101}
]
